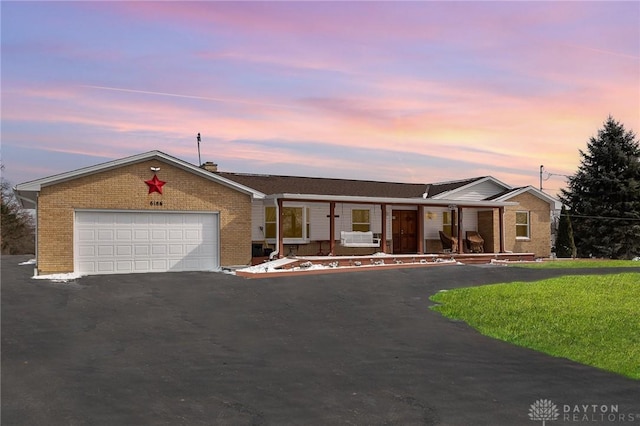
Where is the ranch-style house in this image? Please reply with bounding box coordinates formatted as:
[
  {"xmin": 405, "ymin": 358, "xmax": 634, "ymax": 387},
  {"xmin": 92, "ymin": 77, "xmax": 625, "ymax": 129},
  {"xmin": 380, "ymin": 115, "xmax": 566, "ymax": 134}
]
[{"xmin": 15, "ymin": 151, "xmax": 560, "ymax": 275}]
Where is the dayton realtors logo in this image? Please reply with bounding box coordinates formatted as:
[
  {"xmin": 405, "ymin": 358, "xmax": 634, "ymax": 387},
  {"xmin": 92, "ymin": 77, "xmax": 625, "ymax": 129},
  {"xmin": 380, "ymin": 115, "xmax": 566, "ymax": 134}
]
[
  {"xmin": 529, "ymin": 399, "xmax": 559, "ymax": 425},
  {"xmin": 529, "ymin": 399, "xmax": 638, "ymax": 424}
]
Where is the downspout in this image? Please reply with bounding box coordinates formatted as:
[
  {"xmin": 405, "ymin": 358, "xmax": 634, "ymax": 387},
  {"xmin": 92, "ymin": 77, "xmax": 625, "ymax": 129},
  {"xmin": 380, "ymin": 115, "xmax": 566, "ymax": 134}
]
[
  {"xmin": 14, "ymin": 190, "xmax": 39, "ymax": 275},
  {"xmin": 269, "ymin": 197, "xmax": 280, "ymax": 260},
  {"xmin": 498, "ymin": 206, "xmax": 505, "ymax": 253},
  {"xmin": 35, "ymin": 193, "xmax": 38, "ymax": 274}
]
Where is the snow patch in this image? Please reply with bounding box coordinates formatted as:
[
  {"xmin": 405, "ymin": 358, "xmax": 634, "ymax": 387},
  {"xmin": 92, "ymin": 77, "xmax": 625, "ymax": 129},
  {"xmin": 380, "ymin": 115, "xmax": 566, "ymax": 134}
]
[
  {"xmin": 237, "ymin": 258, "xmax": 299, "ymax": 273},
  {"xmin": 237, "ymin": 255, "xmax": 459, "ymax": 275},
  {"xmin": 19, "ymin": 259, "xmax": 37, "ymax": 265},
  {"xmin": 32, "ymin": 273, "xmax": 83, "ymax": 283}
]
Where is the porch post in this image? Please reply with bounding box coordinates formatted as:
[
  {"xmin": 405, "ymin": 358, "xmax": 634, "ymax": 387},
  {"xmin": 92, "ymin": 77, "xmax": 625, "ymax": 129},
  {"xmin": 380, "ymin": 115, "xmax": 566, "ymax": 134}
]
[
  {"xmin": 381, "ymin": 204, "xmax": 388, "ymax": 253},
  {"xmin": 329, "ymin": 201, "xmax": 336, "ymax": 255},
  {"xmin": 417, "ymin": 205, "xmax": 424, "ymax": 254},
  {"xmin": 277, "ymin": 198, "xmax": 284, "ymax": 258},
  {"xmin": 498, "ymin": 206, "xmax": 505, "ymax": 253},
  {"xmin": 457, "ymin": 206, "xmax": 464, "ymax": 253}
]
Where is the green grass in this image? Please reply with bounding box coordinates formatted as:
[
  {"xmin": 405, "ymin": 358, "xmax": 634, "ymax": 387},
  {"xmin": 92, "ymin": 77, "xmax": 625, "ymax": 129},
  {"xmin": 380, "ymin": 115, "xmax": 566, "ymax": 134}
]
[
  {"xmin": 430, "ymin": 273, "xmax": 640, "ymax": 379},
  {"xmin": 513, "ymin": 259, "xmax": 640, "ymax": 268}
]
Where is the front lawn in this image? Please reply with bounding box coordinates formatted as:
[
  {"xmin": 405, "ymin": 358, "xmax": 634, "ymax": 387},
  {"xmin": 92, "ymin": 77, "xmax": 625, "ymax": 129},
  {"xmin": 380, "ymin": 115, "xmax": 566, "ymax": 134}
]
[
  {"xmin": 430, "ymin": 273, "xmax": 640, "ymax": 379},
  {"xmin": 513, "ymin": 259, "xmax": 640, "ymax": 268}
]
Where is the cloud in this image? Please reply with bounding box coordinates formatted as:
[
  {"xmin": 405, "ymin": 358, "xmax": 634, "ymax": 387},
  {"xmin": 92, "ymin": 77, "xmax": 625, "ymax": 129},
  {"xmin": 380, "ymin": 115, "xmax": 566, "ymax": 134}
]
[
  {"xmin": 2, "ymin": 1, "xmax": 637, "ymax": 196},
  {"xmin": 80, "ymin": 85, "xmax": 303, "ymax": 110}
]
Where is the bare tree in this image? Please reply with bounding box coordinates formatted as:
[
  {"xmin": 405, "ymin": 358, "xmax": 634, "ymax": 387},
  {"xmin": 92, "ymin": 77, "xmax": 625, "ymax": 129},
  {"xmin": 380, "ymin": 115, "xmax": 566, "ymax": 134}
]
[{"xmin": 1, "ymin": 163, "xmax": 35, "ymax": 254}]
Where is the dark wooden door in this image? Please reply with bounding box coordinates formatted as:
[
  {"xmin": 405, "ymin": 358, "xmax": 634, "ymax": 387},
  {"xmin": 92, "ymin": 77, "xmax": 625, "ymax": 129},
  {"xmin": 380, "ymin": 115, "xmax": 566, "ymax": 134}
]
[{"xmin": 392, "ymin": 210, "xmax": 418, "ymax": 254}]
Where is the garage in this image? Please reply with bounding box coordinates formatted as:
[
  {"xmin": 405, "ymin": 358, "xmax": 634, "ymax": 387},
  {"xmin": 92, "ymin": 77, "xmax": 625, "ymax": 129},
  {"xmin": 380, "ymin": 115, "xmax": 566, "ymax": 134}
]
[
  {"xmin": 14, "ymin": 151, "xmax": 257, "ymax": 274},
  {"xmin": 74, "ymin": 211, "xmax": 219, "ymax": 275}
]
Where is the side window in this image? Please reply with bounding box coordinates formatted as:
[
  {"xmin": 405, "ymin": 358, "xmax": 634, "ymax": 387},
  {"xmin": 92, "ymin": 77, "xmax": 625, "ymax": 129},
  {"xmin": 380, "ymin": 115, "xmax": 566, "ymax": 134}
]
[
  {"xmin": 352, "ymin": 209, "xmax": 370, "ymax": 232},
  {"xmin": 264, "ymin": 207, "xmax": 276, "ymax": 238},
  {"xmin": 516, "ymin": 211, "xmax": 530, "ymax": 239},
  {"xmin": 442, "ymin": 211, "xmax": 452, "ymax": 237}
]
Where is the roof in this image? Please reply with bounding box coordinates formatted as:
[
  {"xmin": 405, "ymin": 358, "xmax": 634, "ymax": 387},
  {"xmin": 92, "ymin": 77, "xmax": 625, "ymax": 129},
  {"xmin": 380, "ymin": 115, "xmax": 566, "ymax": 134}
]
[
  {"xmin": 215, "ymin": 172, "xmax": 428, "ymax": 198},
  {"xmin": 423, "ymin": 177, "xmax": 486, "ymax": 198},
  {"xmin": 14, "ymin": 151, "xmax": 264, "ymax": 208},
  {"xmin": 218, "ymin": 172, "xmax": 555, "ymax": 208},
  {"xmin": 14, "ymin": 150, "xmax": 555, "ymax": 210},
  {"xmin": 490, "ymin": 185, "xmax": 562, "ymax": 209},
  {"xmin": 484, "ymin": 187, "xmax": 525, "ymax": 201}
]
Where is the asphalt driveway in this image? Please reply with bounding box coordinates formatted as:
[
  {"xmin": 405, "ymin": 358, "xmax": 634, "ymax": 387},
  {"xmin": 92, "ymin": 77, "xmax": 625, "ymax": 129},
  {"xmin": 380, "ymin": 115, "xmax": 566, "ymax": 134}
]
[{"xmin": 2, "ymin": 255, "xmax": 639, "ymax": 425}]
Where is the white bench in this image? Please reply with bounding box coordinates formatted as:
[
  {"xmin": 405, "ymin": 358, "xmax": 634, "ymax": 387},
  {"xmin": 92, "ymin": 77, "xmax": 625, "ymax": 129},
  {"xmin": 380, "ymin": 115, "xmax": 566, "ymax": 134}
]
[{"xmin": 340, "ymin": 231, "xmax": 381, "ymax": 247}]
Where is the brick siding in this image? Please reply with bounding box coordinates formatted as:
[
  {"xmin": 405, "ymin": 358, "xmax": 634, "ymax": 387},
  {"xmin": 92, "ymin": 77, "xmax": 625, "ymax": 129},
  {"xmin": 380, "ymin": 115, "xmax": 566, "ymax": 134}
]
[
  {"xmin": 37, "ymin": 160, "xmax": 251, "ymax": 274},
  {"xmin": 477, "ymin": 209, "xmax": 500, "ymax": 253},
  {"xmin": 503, "ymin": 192, "xmax": 551, "ymax": 258}
]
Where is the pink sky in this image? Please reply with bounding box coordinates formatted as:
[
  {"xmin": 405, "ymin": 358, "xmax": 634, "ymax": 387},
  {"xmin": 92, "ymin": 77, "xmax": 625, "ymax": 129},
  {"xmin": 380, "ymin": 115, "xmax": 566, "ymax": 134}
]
[{"xmin": 2, "ymin": 2, "xmax": 638, "ymax": 196}]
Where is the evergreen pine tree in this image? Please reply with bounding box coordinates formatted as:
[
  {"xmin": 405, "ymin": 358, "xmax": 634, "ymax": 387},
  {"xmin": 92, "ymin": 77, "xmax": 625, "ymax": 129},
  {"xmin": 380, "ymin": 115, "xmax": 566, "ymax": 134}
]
[
  {"xmin": 555, "ymin": 205, "xmax": 576, "ymax": 258},
  {"xmin": 560, "ymin": 116, "xmax": 640, "ymax": 259}
]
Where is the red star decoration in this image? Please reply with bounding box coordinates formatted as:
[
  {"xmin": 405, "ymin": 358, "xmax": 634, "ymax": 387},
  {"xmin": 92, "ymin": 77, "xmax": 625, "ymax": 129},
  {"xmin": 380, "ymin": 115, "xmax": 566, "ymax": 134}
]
[{"xmin": 145, "ymin": 174, "xmax": 166, "ymax": 194}]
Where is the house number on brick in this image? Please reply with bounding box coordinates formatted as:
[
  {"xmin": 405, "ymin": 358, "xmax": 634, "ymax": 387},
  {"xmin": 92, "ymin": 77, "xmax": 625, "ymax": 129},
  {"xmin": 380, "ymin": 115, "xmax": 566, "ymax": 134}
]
[{"xmin": 150, "ymin": 201, "xmax": 163, "ymax": 206}]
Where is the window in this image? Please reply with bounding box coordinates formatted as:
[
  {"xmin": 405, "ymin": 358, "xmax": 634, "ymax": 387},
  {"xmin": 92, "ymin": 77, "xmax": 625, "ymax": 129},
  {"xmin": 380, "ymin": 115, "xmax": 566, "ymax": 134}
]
[
  {"xmin": 352, "ymin": 209, "xmax": 370, "ymax": 232},
  {"xmin": 264, "ymin": 207, "xmax": 277, "ymax": 238},
  {"xmin": 442, "ymin": 211, "xmax": 457, "ymax": 237},
  {"xmin": 516, "ymin": 211, "xmax": 530, "ymax": 239},
  {"xmin": 282, "ymin": 207, "xmax": 304, "ymax": 238},
  {"xmin": 265, "ymin": 206, "xmax": 308, "ymax": 240}
]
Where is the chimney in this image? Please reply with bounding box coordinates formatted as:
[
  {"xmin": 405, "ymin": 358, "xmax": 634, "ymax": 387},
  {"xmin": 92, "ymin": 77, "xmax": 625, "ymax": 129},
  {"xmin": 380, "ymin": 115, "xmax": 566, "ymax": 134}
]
[{"xmin": 201, "ymin": 161, "xmax": 218, "ymax": 172}]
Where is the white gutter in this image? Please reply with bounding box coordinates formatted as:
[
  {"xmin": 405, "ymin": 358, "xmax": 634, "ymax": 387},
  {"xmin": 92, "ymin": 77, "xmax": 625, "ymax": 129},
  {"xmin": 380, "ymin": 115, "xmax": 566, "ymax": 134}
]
[
  {"xmin": 265, "ymin": 193, "xmax": 517, "ymax": 208},
  {"xmin": 34, "ymin": 193, "xmax": 38, "ymax": 274},
  {"xmin": 269, "ymin": 197, "xmax": 280, "ymax": 260},
  {"xmin": 12, "ymin": 187, "xmax": 39, "ymax": 272}
]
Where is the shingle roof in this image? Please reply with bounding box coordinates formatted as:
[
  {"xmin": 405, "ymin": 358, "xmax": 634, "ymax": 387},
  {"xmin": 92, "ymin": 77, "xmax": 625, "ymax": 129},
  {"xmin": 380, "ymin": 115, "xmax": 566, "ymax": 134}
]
[
  {"xmin": 215, "ymin": 172, "xmax": 428, "ymax": 198},
  {"xmin": 484, "ymin": 187, "xmax": 525, "ymax": 200},
  {"xmin": 423, "ymin": 177, "xmax": 486, "ymax": 198}
]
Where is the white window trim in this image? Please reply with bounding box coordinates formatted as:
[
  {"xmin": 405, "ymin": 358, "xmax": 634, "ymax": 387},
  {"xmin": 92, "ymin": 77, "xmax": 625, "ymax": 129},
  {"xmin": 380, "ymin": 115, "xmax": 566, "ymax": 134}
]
[
  {"xmin": 266, "ymin": 204, "xmax": 310, "ymax": 244},
  {"xmin": 515, "ymin": 210, "xmax": 530, "ymax": 240},
  {"xmin": 352, "ymin": 208, "xmax": 372, "ymax": 232},
  {"xmin": 264, "ymin": 206, "xmax": 277, "ymax": 241}
]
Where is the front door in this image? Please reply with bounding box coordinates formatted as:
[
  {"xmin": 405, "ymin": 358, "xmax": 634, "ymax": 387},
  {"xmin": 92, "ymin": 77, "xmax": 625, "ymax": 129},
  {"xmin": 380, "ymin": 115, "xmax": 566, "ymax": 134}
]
[{"xmin": 392, "ymin": 210, "xmax": 418, "ymax": 254}]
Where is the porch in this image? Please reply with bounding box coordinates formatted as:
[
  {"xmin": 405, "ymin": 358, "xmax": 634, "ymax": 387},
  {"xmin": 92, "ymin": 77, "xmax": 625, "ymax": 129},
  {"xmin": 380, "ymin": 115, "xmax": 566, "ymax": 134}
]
[{"xmin": 257, "ymin": 193, "xmax": 518, "ymax": 261}]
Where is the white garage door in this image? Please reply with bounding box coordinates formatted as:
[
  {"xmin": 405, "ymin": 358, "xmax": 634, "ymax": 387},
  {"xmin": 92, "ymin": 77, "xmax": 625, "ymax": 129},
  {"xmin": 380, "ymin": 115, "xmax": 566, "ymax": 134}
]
[{"xmin": 75, "ymin": 211, "xmax": 219, "ymax": 275}]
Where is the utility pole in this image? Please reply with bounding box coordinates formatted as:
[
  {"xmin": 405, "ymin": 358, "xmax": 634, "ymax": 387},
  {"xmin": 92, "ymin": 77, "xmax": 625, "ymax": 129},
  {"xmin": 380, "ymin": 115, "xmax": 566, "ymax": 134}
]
[
  {"xmin": 539, "ymin": 165, "xmax": 544, "ymax": 191},
  {"xmin": 197, "ymin": 133, "xmax": 202, "ymax": 166}
]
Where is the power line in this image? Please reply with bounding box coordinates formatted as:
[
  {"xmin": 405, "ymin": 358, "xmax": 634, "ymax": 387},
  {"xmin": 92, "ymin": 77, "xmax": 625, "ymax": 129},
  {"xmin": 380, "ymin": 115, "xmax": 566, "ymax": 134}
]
[
  {"xmin": 539, "ymin": 165, "xmax": 571, "ymax": 191},
  {"xmin": 562, "ymin": 213, "xmax": 640, "ymax": 222}
]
